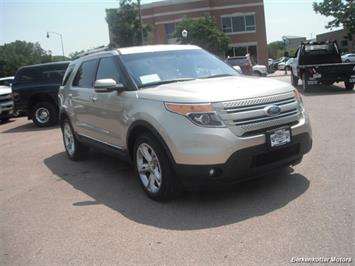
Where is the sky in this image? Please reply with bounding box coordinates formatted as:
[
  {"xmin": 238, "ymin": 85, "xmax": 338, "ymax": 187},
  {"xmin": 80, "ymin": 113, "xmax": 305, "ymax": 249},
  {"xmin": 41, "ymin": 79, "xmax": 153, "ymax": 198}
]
[{"xmin": 0, "ymin": 0, "xmax": 338, "ymax": 56}]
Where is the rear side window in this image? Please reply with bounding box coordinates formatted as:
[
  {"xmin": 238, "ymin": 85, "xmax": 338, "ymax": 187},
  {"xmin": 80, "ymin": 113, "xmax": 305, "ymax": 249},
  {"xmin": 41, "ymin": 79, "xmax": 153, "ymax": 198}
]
[
  {"xmin": 96, "ymin": 57, "xmax": 120, "ymax": 83},
  {"xmin": 72, "ymin": 59, "xmax": 98, "ymax": 88}
]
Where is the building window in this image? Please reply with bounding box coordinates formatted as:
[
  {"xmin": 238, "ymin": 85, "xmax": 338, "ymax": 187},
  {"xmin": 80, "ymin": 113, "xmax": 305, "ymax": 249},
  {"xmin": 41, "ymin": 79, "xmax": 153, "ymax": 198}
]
[
  {"xmin": 165, "ymin": 23, "xmax": 176, "ymax": 39},
  {"xmin": 222, "ymin": 15, "xmax": 256, "ymax": 33},
  {"xmin": 341, "ymin": 39, "xmax": 348, "ymax": 47},
  {"xmin": 226, "ymin": 45, "xmax": 258, "ymax": 63}
]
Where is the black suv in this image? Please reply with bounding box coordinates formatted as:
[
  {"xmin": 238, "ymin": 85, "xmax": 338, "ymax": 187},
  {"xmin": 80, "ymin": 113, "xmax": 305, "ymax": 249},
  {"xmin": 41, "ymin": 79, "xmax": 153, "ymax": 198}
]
[{"xmin": 12, "ymin": 61, "xmax": 70, "ymax": 127}]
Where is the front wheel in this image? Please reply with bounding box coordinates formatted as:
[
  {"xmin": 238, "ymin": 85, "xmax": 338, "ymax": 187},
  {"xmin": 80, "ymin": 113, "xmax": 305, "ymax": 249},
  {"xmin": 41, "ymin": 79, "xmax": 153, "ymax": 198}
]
[
  {"xmin": 31, "ymin": 102, "xmax": 58, "ymax": 127},
  {"xmin": 133, "ymin": 134, "xmax": 178, "ymax": 201},
  {"xmin": 345, "ymin": 81, "xmax": 354, "ymax": 91},
  {"xmin": 62, "ymin": 119, "xmax": 89, "ymax": 161}
]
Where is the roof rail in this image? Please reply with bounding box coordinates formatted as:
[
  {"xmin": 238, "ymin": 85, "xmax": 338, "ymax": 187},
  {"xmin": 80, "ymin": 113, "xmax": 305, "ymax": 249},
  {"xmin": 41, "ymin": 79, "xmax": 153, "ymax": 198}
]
[{"xmin": 75, "ymin": 46, "xmax": 111, "ymax": 59}]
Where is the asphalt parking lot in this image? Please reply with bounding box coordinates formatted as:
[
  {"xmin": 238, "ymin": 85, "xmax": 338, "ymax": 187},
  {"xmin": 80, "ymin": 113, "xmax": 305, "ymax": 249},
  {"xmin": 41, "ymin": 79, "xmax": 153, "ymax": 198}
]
[{"xmin": 1, "ymin": 73, "xmax": 354, "ymax": 265}]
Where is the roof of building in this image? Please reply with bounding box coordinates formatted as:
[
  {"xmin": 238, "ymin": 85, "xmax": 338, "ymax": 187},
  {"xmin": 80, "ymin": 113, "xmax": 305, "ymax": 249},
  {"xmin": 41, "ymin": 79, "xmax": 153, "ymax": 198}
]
[
  {"xmin": 117, "ymin": 44, "xmax": 200, "ymax": 55},
  {"xmin": 141, "ymin": 0, "xmax": 203, "ymax": 9},
  {"xmin": 282, "ymin": 35, "xmax": 306, "ymax": 39}
]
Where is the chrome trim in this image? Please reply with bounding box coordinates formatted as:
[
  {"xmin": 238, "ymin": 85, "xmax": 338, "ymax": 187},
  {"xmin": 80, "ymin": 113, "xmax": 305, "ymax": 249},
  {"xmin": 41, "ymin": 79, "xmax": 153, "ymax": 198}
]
[
  {"xmin": 216, "ymin": 92, "xmax": 301, "ymax": 137},
  {"xmin": 78, "ymin": 133, "xmax": 125, "ymax": 150}
]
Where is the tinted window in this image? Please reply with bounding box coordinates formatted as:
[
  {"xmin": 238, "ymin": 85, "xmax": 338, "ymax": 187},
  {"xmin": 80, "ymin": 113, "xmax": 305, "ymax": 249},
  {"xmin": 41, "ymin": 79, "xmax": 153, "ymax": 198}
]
[
  {"xmin": 62, "ymin": 65, "xmax": 75, "ymax": 86},
  {"xmin": 73, "ymin": 59, "xmax": 98, "ymax": 88},
  {"xmin": 16, "ymin": 63, "xmax": 68, "ymax": 83},
  {"xmin": 96, "ymin": 57, "xmax": 120, "ymax": 83}
]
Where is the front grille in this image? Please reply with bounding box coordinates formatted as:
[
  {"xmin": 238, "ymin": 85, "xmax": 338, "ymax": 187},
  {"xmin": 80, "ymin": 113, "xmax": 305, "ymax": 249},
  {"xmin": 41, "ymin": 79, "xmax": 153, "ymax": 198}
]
[
  {"xmin": 0, "ymin": 94, "xmax": 12, "ymax": 103},
  {"xmin": 214, "ymin": 92, "xmax": 301, "ymax": 137}
]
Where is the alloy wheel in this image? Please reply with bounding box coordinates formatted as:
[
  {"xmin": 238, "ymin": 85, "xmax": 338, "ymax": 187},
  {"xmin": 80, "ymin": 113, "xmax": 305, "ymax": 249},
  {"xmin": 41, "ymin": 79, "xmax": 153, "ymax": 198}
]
[{"xmin": 136, "ymin": 143, "xmax": 162, "ymax": 193}]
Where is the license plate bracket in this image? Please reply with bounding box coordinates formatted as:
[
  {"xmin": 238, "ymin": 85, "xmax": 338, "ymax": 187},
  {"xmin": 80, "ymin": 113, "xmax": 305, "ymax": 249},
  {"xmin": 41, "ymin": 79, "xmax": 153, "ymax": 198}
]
[{"xmin": 266, "ymin": 127, "xmax": 292, "ymax": 150}]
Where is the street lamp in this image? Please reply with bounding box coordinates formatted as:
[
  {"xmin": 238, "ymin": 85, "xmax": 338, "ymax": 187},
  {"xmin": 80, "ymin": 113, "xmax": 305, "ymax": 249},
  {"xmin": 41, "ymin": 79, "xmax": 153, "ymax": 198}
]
[
  {"xmin": 182, "ymin": 29, "xmax": 188, "ymax": 38},
  {"xmin": 182, "ymin": 29, "xmax": 188, "ymax": 44},
  {"xmin": 46, "ymin": 31, "xmax": 65, "ymax": 60}
]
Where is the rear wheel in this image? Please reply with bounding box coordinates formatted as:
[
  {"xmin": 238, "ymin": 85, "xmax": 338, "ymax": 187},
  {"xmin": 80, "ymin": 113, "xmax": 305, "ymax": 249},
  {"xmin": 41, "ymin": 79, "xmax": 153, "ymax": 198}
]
[
  {"xmin": 133, "ymin": 133, "xmax": 178, "ymax": 201},
  {"xmin": 62, "ymin": 119, "xmax": 89, "ymax": 161},
  {"xmin": 31, "ymin": 102, "xmax": 58, "ymax": 127},
  {"xmin": 291, "ymin": 70, "xmax": 299, "ymax": 87},
  {"xmin": 345, "ymin": 81, "xmax": 354, "ymax": 91}
]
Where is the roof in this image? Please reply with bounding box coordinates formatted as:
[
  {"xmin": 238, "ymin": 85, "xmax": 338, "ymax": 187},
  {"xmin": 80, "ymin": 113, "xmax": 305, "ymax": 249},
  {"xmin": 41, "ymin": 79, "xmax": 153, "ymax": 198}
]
[
  {"xmin": 117, "ymin": 44, "xmax": 201, "ymax": 55},
  {"xmin": 18, "ymin": 61, "xmax": 70, "ymax": 70}
]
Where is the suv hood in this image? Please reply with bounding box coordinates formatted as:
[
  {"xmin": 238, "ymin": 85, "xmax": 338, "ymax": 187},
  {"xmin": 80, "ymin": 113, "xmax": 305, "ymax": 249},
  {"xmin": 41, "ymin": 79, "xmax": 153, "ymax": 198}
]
[
  {"xmin": 0, "ymin": 86, "xmax": 12, "ymax": 95},
  {"xmin": 136, "ymin": 76, "xmax": 294, "ymax": 103}
]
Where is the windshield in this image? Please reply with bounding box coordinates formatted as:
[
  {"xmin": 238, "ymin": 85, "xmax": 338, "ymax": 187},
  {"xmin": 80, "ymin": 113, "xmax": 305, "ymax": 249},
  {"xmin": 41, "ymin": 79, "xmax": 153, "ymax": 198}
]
[
  {"xmin": 121, "ymin": 49, "xmax": 239, "ymax": 88},
  {"xmin": 303, "ymin": 44, "xmax": 336, "ymax": 55}
]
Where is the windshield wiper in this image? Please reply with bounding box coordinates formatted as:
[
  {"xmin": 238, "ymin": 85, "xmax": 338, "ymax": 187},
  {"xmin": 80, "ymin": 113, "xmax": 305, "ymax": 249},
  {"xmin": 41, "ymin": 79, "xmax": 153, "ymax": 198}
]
[
  {"xmin": 140, "ymin": 78, "xmax": 196, "ymax": 88},
  {"xmin": 201, "ymin": 74, "xmax": 235, "ymax": 79}
]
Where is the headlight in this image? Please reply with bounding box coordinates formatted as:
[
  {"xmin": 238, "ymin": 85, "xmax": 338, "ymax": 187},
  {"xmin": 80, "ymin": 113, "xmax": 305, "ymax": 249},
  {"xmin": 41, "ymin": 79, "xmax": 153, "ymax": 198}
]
[
  {"xmin": 293, "ymin": 89, "xmax": 304, "ymax": 112},
  {"xmin": 165, "ymin": 103, "xmax": 225, "ymax": 127}
]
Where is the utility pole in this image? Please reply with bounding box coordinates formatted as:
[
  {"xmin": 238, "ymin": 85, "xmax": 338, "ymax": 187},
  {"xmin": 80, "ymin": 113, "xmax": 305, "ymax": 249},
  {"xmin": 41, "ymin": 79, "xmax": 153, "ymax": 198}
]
[{"xmin": 138, "ymin": 0, "xmax": 144, "ymax": 45}]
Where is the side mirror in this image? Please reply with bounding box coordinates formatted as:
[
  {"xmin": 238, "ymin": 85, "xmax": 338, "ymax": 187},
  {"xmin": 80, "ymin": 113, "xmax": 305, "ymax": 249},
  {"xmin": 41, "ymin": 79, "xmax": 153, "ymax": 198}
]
[{"xmin": 94, "ymin": 79, "xmax": 125, "ymax": 93}]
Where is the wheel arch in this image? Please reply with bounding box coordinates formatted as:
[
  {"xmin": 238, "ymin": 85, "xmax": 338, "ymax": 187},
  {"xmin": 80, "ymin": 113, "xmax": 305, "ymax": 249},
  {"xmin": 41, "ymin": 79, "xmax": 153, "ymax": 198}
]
[{"xmin": 126, "ymin": 120, "xmax": 176, "ymax": 165}]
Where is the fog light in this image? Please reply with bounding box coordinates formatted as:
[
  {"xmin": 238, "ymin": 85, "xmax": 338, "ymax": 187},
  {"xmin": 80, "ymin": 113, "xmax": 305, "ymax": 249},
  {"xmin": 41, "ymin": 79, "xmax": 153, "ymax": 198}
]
[
  {"xmin": 209, "ymin": 168, "xmax": 215, "ymax": 176},
  {"xmin": 209, "ymin": 168, "xmax": 222, "ymax": 177}
]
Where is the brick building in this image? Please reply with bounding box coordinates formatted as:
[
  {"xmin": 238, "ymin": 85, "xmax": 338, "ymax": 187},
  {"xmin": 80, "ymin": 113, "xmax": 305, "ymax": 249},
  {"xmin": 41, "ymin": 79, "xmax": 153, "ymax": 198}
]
[
  {"xmin": 108, "ymin": 0, "xmax": 268, "ymax": 65},
  {"xmin": 317, "ymin": 29, "xmax": 355, "ymax": 53}
]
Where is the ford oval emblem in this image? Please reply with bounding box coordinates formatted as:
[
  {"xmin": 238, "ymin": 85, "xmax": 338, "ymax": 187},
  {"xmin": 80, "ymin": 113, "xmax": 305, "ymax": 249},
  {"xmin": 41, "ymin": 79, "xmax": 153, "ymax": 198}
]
[{"xmin": 264, "ymin": 105, "xmax": 281, "ymax": 116}]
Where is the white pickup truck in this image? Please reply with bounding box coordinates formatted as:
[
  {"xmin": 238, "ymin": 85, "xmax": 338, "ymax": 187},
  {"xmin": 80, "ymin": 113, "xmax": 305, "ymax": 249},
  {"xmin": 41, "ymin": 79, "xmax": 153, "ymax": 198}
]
[{"xmin": 0, "ymin": 85, "xmax": 14, "ymax": 122}]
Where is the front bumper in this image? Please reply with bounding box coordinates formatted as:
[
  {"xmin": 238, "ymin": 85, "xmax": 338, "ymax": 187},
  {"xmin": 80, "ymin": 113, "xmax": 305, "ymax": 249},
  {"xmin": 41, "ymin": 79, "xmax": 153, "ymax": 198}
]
[
  {"xmin": 174, "ymin": 132, "xmax": 312, "ymax": 187},
  {"xmin": 0, "ymin": 100, "xmax": 14, "ymax": 119}
]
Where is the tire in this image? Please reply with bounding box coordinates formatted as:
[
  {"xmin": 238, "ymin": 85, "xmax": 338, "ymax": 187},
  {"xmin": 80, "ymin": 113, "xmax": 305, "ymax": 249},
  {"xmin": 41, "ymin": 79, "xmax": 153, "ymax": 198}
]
[
  {"xmin": 285, "ymin": 66, "xmax": 291, "ymax": 71},
  {"xmin": 31, "ymin": 102, "xmax": 58, "ymax": 127},
  {"xmin": 133, "ymin": 133, "xmax": 178, "ymax": 201},
  {"xmin": 62, "ymin": 119, "xmax": 89, "ymax": 161},
  {"xmin": 345, "ymin": 60, "xmax": 350, "ymax": 63},
  {"xmin": 253, "ymin": 71, "xmax": 262, "ymax": 77},
  {"xmin": 302, "ymin": 73, "xmax": 309, "ymax": 92},
  {"xmin": 291, "ymin": 70, "xmax": 299, "ymax": 87},
  {"xmin": 0, "ymin": 117, "xmax": 10, "ymax": 122},
  {"xmin": 345, "ymin": 81, "xmax": 354, "ymax": 91}
]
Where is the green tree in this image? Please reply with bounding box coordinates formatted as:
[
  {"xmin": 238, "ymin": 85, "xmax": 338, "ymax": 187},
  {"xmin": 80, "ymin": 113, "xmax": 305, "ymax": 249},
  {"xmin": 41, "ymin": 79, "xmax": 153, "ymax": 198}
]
[
  {"xmin": 313, "ymin": 0, "xmax": 355, "ymax": 39},
  {"xmin": 106, "ymin": 0, "xmax": 151, "ymax": 48},
  {"xmin": 0, "ymin": 41, "xmax": 53, "ymax": 77},
  {"xmin": 69, "ymin": 50, "xmax": 85, "ymax": 59},
  {"xmin": 174, "ymin": 16, "xmax": 229, "ymax": 55},
  {"xmin": 267, "ymin": 41, "xmax": 284, "ymax": 59}
]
